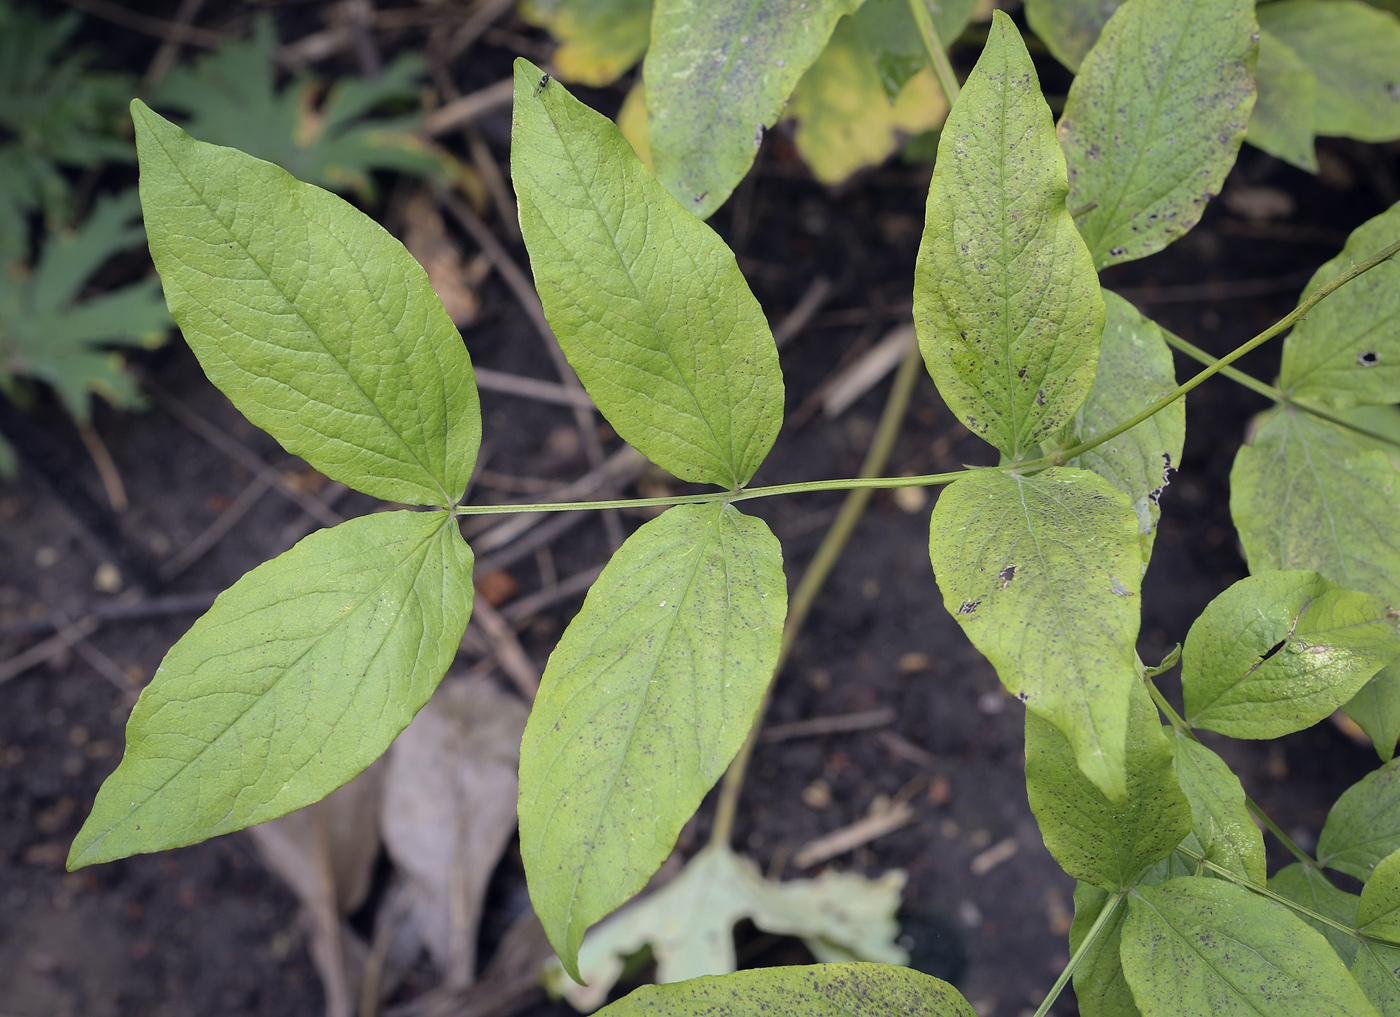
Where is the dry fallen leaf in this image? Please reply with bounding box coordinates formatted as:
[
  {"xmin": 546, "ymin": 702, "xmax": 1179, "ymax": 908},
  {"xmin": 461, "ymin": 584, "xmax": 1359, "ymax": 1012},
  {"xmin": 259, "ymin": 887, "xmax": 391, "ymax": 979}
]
[
  {"xmin": 398, "ymin": 187, "xmax": 480, "ymax": 326},
  {"xmin": 381, "ymin": 674, "xmax": 528, "ymax": 989}
]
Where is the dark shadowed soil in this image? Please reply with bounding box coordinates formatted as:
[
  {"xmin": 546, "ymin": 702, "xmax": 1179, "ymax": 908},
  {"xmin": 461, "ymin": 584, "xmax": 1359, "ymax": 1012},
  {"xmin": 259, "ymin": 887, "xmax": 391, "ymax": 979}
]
[{"xmin": 2, "ymin": 4, "xmax": 1397, "ymax": 1016}]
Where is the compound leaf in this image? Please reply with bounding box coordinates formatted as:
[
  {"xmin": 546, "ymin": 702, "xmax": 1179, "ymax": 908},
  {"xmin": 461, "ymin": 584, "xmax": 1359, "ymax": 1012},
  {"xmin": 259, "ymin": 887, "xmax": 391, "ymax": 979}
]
[
  {"xmin": 519, "ymin": 0, "xmax": 652, "ymax": 87},
  {"xmin": 1257, "ymin": 0, "xmax": 1400, "ymax": 144},
  {"xmin": 1023, "ymin": 0, "xmax": 1125, "ymax": 73},
  {"xmin": 68, "ymin": 510, "xmax": 475, "ymax": 869},
  {"xmin": 1231, "ymin": 408, "xmax": 1400, "ymax": 606},
  {"xmin": 1280, "ymin": 201, "xmax": 1400, "ymax": 407},
  {"xmin": 593, "ymin": 961, "xmax": 973, "ymax": 1017},
  {"xmin": 518, "ymin": 503, "xmax": 786, "ymax": 980},
  {"xmin": 1182, "ymin": 570, "xmax": 1400, "ymax": 739},
  {"xmin": 1059, "ymin": 0, "xmax": 1258, "ymax": 269},
  {"xmin": 1025, "ymin": 677, "xmax": 1190, "ymax": 889},
  {"xmin": 1247, "ymin": 29, "xmax": 1320, "ymax": 173},
  {"xmin": 1072, "ymin": 291, "xmax": 1183, "ymax": 560},
  {"xmin": 1166, "ymin": 730, "xmax": 1266, "ymax": 885},
  {"xmin": 644, "ymin": 0, "xmax": 863, "ymax": 219},
  {"xmin": 1121, "ymin": 877, "xmax": 1381, "ymax": 1017},
  {"xmin": 929, "ymin": 467, "xmax": 1142, "ymax": 801},
  {"xmin": 512, "ymin": 61, "xmax": 783, "ymax": 488},
  {"xmin": 132, "ymin": 101, "xmax": 481, "ymax": 508},
  {"xmin": 915, "ymin": 12, "xmax": 1103, "ymax": 461},
  {"xmin": 1319, "ymin": 759, "xmax": 1400, "ymax": 882},
  {"xmin": 1268, "ymin": 862, "xmax": 1361, "ymax": 965}
]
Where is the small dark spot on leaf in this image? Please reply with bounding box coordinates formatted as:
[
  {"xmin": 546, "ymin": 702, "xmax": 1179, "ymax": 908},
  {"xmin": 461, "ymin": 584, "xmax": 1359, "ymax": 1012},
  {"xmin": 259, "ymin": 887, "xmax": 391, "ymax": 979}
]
[
  {"xmin": 1017, "ymin": 367, "xmax": 1026, "ymax": 379},
  {"xmin": 1016, "ymin": 691, "xmax": 1029, "ymax": 702},
  {"xmin": 998, "ymin": 565, "xmax": 1016, "ymax": 588},
  {"xmin": 1359, "ymin": 351, "xmax": 1380, "ymax": 366},
  {"xmin": 1110, "ymin": 246, "xmax": 1127, "ymax": 257},
  {"xmin": 1036, "ymin": 389, "xmax": 1046, "ymax": 407},
  {"xmin": 1388, "ymin": 82, "xmax": 1400, "ymax": 101},
  {"xmin": 957, "ymin": 598, "xmax": 981, "ymax": 615}
]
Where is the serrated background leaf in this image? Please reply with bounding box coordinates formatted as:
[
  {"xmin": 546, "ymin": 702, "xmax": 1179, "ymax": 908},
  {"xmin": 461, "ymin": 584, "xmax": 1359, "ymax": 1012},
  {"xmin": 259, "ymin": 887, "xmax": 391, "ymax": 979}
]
[
  {"xmin": 1122, "ymin": 878, "xmax": 1381, "ymax": 1017},
  {"xmin": 1268, "ymin": 862, "xmax": 1361, "ymax": 964},
  {"xmin": 1070, "ymin": 884, "xmax": 1141, "ymax": 1017},
  {"xmin": 593, "ymin": 961, "xmax": 973, "ymax": 1017},
  {"xmin": 518, "ymin": 503, "xmax": 785, "ymax": 977},
  {"xmin": 1023, "ymin": 0, "xmax": 1124, "ymax": 73},
  {"xmin": 1058, "ymin": 0, "xmax": 1258, "ymax": 269},
  {"xmin": 1247, "ymin": 29, "xmax": 1319, "ymax": 172},
  {"xmin": 133, "ymin": 101, "xmax": 480, "ymax": 507},
  {"xmin": 519, "ymin": 0, "xmax": 652, "ymax": 87},
  {"xmin": 915, "ymin": 12, "xmax": 1103, "ymax": 461},
  {"xmin": 929, "ymin": 467, "xmax": 1142, "ymax": 801},
  {"xmin": 1280, "ymin": 201, "xmax": 1400, "ymax": 407},
  {"xmin": 1257, "ymin": 0, "xmax": 1400, "ymax": 144},
  {"xmin": 1319, "ymin": 759, "xmax": 1400, "ymax": 882},
  {"xmin": 511, "ymin": 61, "xmax": 782, "ymax": 489},
  {"xmin": 68, "ymin": 510, "xmax": 475, "ymax": 869},
  {"xmin": 644, "ymin": 0, "xmax": 863, "ymax": 218},
  {"xmin": 1026, "ymin": 679, "xmax": 1190, "ymax": 889},
  {"xmin": 1073, "ymin": 291, "xmax": 1183, "ymax": 560},
  {"xmin": 1182, "ymin": 570, "xmax": 1400, "ymax": 739}
]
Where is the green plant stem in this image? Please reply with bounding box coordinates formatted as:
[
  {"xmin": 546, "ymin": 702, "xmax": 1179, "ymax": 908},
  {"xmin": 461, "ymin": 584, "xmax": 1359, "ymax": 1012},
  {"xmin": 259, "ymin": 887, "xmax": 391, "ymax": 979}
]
[
  {"xmin": 1175, "ymin": 847, "xmax": 1357, "ymax": 939},
  {"xmin": 906, "ymin": 0, "xmax": 961, "ymax": 105},
  {"xmin": 709, "ymin": 344, "xmax": 926, "ymax": 849},
  {"xmin": 1033, "ymin": 891, "xmax": 1125, "ymax": 1017},
  {"xmin": 1162, "ymin": 329, "xmax": 1400, "ymax": 451},
  {"xmin": 1143, "ymin": 676, "xmax": 1192, "ymax": 736},
  {"xmin": 1050, "ymin": 236, "xmax": 1400, "ymax": 466}
]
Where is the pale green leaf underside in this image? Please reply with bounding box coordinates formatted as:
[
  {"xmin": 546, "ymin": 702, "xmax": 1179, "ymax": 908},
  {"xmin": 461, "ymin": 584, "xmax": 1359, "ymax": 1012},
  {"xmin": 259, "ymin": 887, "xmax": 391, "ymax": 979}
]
[
  {"xmin": 1320, "ymin": 759, "xmax": 1400, "ymax": 882},
  {"xmin": 1257, "ymin": 0, "xmax": 1400, "ymax": 144},
  {"xmin": 552, "ymin": 845, "xmax": 906, "ymax": 1009},
  {"xmin": 1360, "ymin": 849, "xmax": 1400, "ymax": 945},
  {"xmin": 518, "ymin": 503, "xmax": 786, "ymax": 978},
  {"xmin": 1073, "ymin": 290, "xmax": 1183, "ymax": 560},
  {"xmin": 1280, "ymin": 201, "xmax": 1400, "ymax": 407},
  {"xmin": 1023, "ymin": 0, "xmax": 1125, "ymax": 73},
  {"xmin": 1025, "ymin": 678, "xmax": 1190, "ymax": 890},
  {"xmin": 1268, "ymin": 862, "xmax": 1362, "ymax": 965},
  {"xmin": 915, "ymin": 12, "xmax": 1103, "ymax": 461},
  {"xmin": 511, "ymin": 61, "xmax": 783, "ymax": 489},
  {"xmin": 1166, "ymin": 730, "xmax": 1266, "ymax": 885},
  {"xmin": 1059, "ymin": 0, "xmax": 1258, "ymax": 269},
  {"xmin": 644, "ymin": 0, "xmax": 863, "ymax": 219},
  {"xmin": 68, "ymin": 510, "xmax": 474, "ymax": 868},
  {"xmin": 1122, "ymin": 878, "xmax": 1382, "ymax": 1017},
  {"xmin": 595, "ymin": 962, "xmax": 974, "ymax": 1017},
  {"xmin": 1182, "ymin": 570, "xmax": 1400, "ymax": 739},
  {"xmin": 929, "ymin": 466, "xmax": 1142, "ymax": 802},
  {"xmin": 1247, "ymin": 29, "xmax": 1319, "ymax": 172},
  {"xmin": 1230, "ymin": 408, "xmax": 1400, "ymax": 607},
  {"xmin": 1070, "ymin": 883, "xmax": 1141, "ymax": 1017},
  {"xmin": 131, "ymin": 101, "xmax": 480, "ymax": 507}
]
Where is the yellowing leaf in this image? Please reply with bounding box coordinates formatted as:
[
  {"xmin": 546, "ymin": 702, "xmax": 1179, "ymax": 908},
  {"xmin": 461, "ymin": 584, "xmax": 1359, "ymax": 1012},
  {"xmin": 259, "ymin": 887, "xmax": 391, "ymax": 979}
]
[{"xmin": 520, "ymin": 0, "xmax": 652, "ymax": 87}]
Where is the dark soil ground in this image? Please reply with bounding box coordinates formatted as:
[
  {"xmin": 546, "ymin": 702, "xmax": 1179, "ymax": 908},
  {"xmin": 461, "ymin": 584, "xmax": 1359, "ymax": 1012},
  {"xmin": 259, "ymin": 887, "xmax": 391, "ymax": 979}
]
[{"xmin": 2, "ymin": 3, "xmax": 1398, "ymax": 1016}]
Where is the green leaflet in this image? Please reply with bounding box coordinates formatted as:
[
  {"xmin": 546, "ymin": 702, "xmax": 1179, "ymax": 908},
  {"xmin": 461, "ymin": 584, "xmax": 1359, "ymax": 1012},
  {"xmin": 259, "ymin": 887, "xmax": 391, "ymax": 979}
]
[
  {"xmin": 0, "ymin": 190, "xmax": 168, "ymax": 420},
  {"xmin": 1230, "ymin": 409, "xmax": 1400, "ymax": 606},
  {"xmin": 1070, "ymin": 885, "xmax": 1140, "ymax": 1017},
  {"xmin": 1121, "ymin": 878, "xmax": 1381, "ymax": 1017},
  {"xmin": 131, "ymin": 101, "xmax": 481, "ymax": 508},
  {"xmin": 1280, "ymin": 201, "xmax": 1400, "ymax": 407},
  {"xmin": 1360, "ymin": 850, "xmax": 1400, "ymax": 947},
  {"xmin": 593, "ymin": 962, "xmax": 975, "ymax": 1017},
  {"xmin": 644, "ymin": 0, "xmax": 863, "ymax": 219},
  {"xmin": 519, "ymin": 0, "xmax": 652, "ymax": 87},
  {"xmin": 1072, "ymin": 291, "xmax": 1184, "ymax": 560},
  {"xmin": 1181, "ymin": 570, "xmax": 1400, "ymax": 739},
  {"xmin": 1355, "ymin": 939, "xmax": 1400, "ymax": 1017},
  {"xmin": 1023, "ymin": 0, "xmax": 1124, "ymax": 73},
  {"xmin": 852, "ymin": 0, "xmax": 978, "ymax": 100},
  {"xmin": 550, "ymin": 844, "xmax": 906, "ymax": 1008},
  {"xmin": 1058, "ymin": 0, "xmax": 1258, "ymax": 270},
  {"xmin": 1247, "ymin": 29, "xmax": 1319, "ymax": 173},
  {"xmin": 914, "ymin": 12, "xmax": 1104, "ymax": 461},
  {"xmin": 1025, "ymin": 678, "xmax": 1190, "ymax": 890},
  {"xmin": 68, "ymin": 510, "xmax": 475, "ymax": 869},
  {"xmin": 1268, "ymin": 862, "xmax": 1362, "ymax": 965},
  {"xmin": 511, "ymin": 61, "xmax": 783, "ymax": 489},
  {"xmin": 518, "ymin": 503, "xmax": 786, "ymax": 980},
  {"xmin": 929, "ymin": 467, "xmax": 1142, "ymax": 802},
  {"xmin": 1257, "ymin": 0, "xmax": 1400, "ymax": 144},
  {"xmin": 1348, "ymin": 662, "xmax": 1400, "ymax": 763},
  {"xmin": 1319, "ymin": 759, "xmax": 1400, "ymax": 882},
  {"xmin": 1165, "ymin": 731, "xmax": 1266, "ymax": 885}
]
